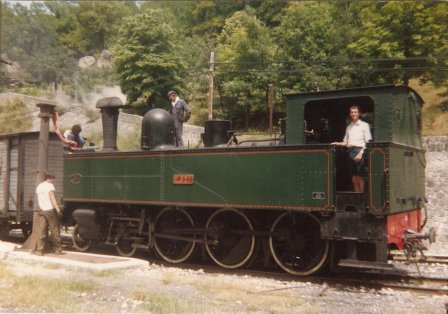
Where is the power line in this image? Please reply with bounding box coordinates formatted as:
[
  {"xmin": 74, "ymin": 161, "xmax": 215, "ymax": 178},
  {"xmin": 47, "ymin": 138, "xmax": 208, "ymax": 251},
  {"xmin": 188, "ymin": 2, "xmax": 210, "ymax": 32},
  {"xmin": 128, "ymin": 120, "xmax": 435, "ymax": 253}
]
[
  {"xmin": 0, "ymin": 103, "xmax": 88, "ymax": 124},
  {"xmin": 214, "ymin": 66, "xmax": 448, "ymax": 74},
  {"xmin": 214, "ymin": 56, "xmax": 444, "ymax": 66}
]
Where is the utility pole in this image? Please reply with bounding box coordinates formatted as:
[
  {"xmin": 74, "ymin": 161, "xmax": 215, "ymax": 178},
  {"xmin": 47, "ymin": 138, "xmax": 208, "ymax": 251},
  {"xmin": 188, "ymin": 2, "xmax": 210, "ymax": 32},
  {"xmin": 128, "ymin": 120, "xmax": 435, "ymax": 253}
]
[
  {"xmin": 208, "ymin": 50, "xmax": 215, "ymax": 120},
  {"xmin": 20, "ymin": 102, "xmax": 56, "ymax": 251},
  {"xmin": 267, "ymin": 84, "xmax": 274, "ymax": 136}
]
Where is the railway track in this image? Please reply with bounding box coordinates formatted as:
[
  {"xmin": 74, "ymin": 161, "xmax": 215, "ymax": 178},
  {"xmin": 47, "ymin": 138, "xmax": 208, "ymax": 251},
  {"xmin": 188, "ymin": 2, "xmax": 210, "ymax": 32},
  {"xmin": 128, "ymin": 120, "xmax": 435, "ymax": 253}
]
[
  {"xmin": 7, "ymin": 231, "xmax": 448, "ymax": 295},
  {"xmin": 150, "ymin": 259, "xmax": 448, "ymax": 296},
  {"xmin": 391, "ymin": 254, "xmax": 448, "ymax": 265}
]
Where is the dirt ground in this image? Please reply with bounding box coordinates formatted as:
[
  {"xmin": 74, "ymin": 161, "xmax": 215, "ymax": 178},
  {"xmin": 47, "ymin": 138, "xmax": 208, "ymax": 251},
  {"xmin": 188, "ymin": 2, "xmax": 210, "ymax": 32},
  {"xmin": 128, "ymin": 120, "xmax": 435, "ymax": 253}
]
[{"xmin": 0, "ymin": 250, "xmax": 446, "ymax": 314}]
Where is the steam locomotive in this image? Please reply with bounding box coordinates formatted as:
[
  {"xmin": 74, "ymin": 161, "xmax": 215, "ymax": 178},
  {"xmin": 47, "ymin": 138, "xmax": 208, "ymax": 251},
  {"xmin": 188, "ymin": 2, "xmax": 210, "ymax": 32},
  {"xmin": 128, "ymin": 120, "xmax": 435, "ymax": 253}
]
[{"xmin": 0, "ymin": 85, "xmax": 435, "ymax": 275}]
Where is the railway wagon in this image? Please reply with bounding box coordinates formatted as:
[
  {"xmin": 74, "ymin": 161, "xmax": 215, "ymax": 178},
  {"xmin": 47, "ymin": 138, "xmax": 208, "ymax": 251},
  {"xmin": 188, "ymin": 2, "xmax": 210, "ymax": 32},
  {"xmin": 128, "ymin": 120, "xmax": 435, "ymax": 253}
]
[
  {"xmin": 63, "ymin": 85, "xmax": 429, "ymax": 275},
  {"xmin": 0, "ymin": 132, "xmax": 64, "ymax": 238}
]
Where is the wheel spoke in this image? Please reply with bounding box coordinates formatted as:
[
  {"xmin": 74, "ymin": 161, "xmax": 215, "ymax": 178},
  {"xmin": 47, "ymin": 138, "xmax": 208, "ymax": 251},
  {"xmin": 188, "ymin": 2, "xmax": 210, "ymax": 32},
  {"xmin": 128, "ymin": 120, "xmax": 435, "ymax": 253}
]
[
  {"xmin": 205, "ymin": 208, "xmax": 255, "ymax": 269},
  {"xmin": 154, "ymin": 207, "xmax": 196, "ymax": 263},
  {"xmin": 269, "ymin": 212, "xmax": 329, "ymax": 276}
]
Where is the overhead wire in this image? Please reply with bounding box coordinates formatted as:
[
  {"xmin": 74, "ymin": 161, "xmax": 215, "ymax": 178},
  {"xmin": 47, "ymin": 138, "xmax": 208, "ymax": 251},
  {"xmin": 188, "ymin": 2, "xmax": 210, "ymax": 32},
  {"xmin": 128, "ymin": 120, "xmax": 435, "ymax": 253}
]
[
  {"xmin": 1, "ymin": 56, "xmax": 445, "ymax": 123},
  {"xmin": 214, "ymin": 56, "xmax": 445, "ymax": 65},
  {"xmin": 214, "ymin": 66, "xmax": 448, "ymax": 74}
]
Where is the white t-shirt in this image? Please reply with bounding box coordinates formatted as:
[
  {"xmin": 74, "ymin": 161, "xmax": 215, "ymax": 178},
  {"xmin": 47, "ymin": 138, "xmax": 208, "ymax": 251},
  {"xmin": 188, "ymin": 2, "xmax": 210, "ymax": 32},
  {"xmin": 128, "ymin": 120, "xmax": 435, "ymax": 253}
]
[
  {"xmin": 343, "ymin": 120, "xmax": 372, "ymax": 148},
  {"xmin": 35, "ymin": 181, "xmax": 56, "ymax": 211}
]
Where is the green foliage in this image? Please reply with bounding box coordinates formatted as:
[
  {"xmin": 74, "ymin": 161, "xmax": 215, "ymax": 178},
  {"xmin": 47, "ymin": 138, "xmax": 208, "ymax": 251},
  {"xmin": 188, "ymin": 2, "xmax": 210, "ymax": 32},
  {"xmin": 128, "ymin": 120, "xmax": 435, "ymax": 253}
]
[
  {"xmin": 346, "ymin": 2, "xmax": 448, "ymax": 85},
  {"xmin": 111, "ymin": 9, "xmax": 187, "ymax": 113},
  {"xmin": 1, "ymin": 2, "xmax": 76, "ymax": 86},
  {"xmin": 0, "ymin": 97, "xmax": 33, "ymax": 133},
  {"xmin": 2, "ymin": 1, "xmax": 447, "ymax": 134},
  {"xmin": 215, "ymin": 9, "xmax": 276, "ymax": 129},
  {"xmin": 58, "ymin": 2, "xmax": 137, "ymax": 55},
  {"xmin": 274, "ymin": 2, "xmax": 353, "ymax": 92}
]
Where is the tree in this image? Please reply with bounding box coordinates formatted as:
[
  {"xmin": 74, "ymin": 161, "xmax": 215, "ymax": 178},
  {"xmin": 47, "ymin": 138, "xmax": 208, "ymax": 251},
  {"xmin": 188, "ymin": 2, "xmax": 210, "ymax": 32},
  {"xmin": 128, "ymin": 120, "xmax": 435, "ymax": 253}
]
[
  {"xmin": 273, "ymin": 2, "xmax": 353, "ymax": 92},
  {"xmin": 0, "ymin": 97, "xmax": 32, "ymax": 133},
  {"xmin": 2, "ymin": 2, "xmax": 76, "ymax": 87},
  {"xmin": 346, "ymin": 2, "xmax": 448, "ymax": 86},
  {"xmin": 62, "ymin": 1, "xmax": 136, "ymax": 55},
  {"xmin": 111, "ymin": 9, "xmax": 187, "ymax": 114},
  {"xmin": 215, "ymin": 10, "xmax": 276, "ymax": 129}
]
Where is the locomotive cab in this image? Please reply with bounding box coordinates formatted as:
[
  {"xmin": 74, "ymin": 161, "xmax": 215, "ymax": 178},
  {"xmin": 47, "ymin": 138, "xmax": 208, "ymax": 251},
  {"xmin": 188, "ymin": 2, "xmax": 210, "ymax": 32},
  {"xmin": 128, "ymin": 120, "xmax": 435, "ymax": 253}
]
[
  {"xmin": 285, "ymin": 86, "xmax": 428, "ymax": 267},
  {"xmin": 285, "ymin": 86, "xmax": 425, "ymax": 210},
  {"xmin": 302, "ymin": 96, "xmax": 375, "ymax": 192}
]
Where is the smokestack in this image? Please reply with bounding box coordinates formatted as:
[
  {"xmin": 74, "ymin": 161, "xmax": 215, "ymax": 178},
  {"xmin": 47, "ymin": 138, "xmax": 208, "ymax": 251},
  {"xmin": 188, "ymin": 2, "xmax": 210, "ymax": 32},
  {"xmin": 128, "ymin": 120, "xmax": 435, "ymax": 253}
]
[{"xmin": 96, "ymin": 97, "xmax": 125, "ymax": 152}]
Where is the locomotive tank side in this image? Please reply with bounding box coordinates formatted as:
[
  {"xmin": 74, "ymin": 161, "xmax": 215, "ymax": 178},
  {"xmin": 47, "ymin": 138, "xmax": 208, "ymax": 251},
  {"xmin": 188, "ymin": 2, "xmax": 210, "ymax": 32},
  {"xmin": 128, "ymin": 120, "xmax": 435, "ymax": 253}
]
[{"xmin": 63, "ymin": 147, "xmax": 334, "ymax": 210}]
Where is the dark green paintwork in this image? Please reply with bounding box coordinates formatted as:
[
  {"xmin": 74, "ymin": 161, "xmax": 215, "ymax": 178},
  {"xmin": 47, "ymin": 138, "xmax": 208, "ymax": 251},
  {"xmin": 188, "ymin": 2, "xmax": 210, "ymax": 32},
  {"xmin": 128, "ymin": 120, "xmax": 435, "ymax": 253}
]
[
  {"xmin": 64, "ymin": 86, "xmax": 425, "ymax": 217},
  {"xmin": 285, "ymin": 85, "xmax": 424, "ymax": 149},
  {"xmin": 64, "ymin": 148, "xmax": 334, "ymax": 211},
  {"xmin": 285, "ymin": 85, "xmax": 425, "ymax": 215},
  {"xmin": 366, "ymin": 143, "xmax": 425, "ymax": 214},
  {"xmin": 387, "ymin": 145, "xmax": 425, "ymax": 212}
]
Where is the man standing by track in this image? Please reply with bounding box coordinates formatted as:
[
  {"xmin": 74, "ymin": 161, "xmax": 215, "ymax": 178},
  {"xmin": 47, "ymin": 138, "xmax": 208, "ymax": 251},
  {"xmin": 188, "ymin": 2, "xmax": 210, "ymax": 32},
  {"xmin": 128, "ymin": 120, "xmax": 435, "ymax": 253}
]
[{"xmin": 34, "ymin": 173, "xmax": 64, "ymax": 256}]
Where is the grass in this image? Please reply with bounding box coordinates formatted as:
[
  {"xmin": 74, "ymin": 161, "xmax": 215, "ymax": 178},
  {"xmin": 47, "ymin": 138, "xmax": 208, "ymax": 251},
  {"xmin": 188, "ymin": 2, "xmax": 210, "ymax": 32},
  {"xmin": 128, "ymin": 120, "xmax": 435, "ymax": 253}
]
[
  {"xmin": 0, "ymin": 262, "xmax": 97, "ymax": 312},
  {"xmin": 117, "ymin": 127, "xmax": 141, "ymax": 150},
  {"xmin": 92, "ymin": 269, "xmax": 124, "ymax": 277},
  {"xmin": 180, "ymin": 275, "xmax": 306, "ymax": 313},
  {"xmin": 132, "ymin": 291, "xmax": 202, "ymax": 314}
]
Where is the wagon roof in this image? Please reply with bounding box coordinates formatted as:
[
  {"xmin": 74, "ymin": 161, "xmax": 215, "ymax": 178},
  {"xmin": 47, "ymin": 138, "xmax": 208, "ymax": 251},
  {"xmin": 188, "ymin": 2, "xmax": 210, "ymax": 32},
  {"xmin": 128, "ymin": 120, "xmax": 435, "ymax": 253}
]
[{"xmin": 0, "ymin": 131, "xmax": 58, "ymax": 140}]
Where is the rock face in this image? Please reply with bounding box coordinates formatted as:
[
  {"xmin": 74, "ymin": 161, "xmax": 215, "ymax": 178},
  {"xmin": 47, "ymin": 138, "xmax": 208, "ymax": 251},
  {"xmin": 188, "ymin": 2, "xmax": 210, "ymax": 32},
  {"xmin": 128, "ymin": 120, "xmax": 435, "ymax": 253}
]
[
  {"xmin": 97, "ymin": 50, "xmax": 112, "ymax": 68},
  {"xmin": 78, "ymin": 56, "xmax": 96, "ymax": 69},
  {"xmin": 422, "ymin": 136, "xmax": 448, "ymax": 255},
  {"xmin": 78, "ymin": 50, "xmax": 112, "ymax": 70}
]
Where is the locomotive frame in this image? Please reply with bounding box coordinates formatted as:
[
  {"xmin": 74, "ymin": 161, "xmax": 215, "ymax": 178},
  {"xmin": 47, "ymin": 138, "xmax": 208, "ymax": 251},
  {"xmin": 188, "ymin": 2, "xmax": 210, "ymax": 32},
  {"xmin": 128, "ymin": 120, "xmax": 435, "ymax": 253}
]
[{"xmin": 61, "ymin": 85, "xmax": 429, "ymax": 276}]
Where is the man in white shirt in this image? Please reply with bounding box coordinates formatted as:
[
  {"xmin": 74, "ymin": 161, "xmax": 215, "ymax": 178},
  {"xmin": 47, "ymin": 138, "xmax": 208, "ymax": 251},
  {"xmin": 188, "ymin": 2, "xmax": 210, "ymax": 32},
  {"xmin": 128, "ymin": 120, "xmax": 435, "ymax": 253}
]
[
  {"xmin": 35, "ymin": 173, "xmax": 64, "ymax": 255},
  {"xmin": 332, "ymin": 106, "xmax": 372, "ymax": 192}
]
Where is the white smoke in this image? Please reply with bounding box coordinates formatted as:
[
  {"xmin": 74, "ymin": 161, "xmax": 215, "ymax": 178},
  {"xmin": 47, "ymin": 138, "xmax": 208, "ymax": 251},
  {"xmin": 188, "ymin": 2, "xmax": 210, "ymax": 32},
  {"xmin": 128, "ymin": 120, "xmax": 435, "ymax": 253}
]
[
  {"xmin": 78, "ymin": 85, "xmax": 127, "ymax": 109},
  {"xmin": 53, "ymin": 85, "xmax": 127, "ymax": 110},
  {"xmin": 51, "ymin": 84, "xmax": 127, "ymax": 139}
]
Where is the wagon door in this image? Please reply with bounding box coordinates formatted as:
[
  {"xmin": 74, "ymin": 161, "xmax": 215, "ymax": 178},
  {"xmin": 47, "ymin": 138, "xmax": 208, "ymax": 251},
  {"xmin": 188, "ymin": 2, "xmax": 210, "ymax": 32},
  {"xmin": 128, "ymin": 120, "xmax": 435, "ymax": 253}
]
[{"xmin": 0, "ymin": 136, "xmax": 19, "ymax": 214}]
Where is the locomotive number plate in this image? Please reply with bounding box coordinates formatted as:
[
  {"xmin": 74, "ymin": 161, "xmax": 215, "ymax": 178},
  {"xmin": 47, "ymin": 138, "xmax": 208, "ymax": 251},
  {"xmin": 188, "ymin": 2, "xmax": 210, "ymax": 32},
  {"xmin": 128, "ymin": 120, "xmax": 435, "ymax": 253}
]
[{"xmin": 173, "ymin": 174, "xmax": 194, "ymax": 185}]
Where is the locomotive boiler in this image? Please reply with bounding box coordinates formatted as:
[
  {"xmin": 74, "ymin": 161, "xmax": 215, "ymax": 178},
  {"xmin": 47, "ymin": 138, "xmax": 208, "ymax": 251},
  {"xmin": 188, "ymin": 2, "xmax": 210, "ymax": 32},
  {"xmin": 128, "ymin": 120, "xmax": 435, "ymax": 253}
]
[{"xmin": 62, "ymin": 85, "xmax": 434, "ymax": 275}]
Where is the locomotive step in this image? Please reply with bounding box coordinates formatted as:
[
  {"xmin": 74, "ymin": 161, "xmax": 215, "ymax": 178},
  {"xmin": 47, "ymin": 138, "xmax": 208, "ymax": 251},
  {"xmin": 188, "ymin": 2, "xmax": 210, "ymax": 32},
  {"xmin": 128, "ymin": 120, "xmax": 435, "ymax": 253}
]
[{"xmin": 338, "ymin": 259, "xmax": 394, "ymax": 270}]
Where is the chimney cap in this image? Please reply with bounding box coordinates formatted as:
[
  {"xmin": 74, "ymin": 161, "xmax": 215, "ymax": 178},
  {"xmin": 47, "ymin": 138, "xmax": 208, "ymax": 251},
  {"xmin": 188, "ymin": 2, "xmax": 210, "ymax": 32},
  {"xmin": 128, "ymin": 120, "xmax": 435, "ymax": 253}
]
[{"xmin": 96, "ymin": 97, "xmax": 126, "ymax": 109}]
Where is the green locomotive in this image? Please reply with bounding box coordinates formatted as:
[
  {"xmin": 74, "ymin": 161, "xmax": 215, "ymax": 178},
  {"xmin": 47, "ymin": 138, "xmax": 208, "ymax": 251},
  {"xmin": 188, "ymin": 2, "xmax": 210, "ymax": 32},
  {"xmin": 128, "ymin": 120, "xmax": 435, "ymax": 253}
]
[{"xmin": 63, "ymin": 85, "xmax": 435, "ymax": 275}]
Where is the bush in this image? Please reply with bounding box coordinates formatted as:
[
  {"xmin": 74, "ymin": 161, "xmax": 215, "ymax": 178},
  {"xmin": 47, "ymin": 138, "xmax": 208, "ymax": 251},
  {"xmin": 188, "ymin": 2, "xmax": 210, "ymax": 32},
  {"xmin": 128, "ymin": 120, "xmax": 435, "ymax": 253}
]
[{"xmin": 0, "ymin": 97, "xmax": 33, "ymax": 133}]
